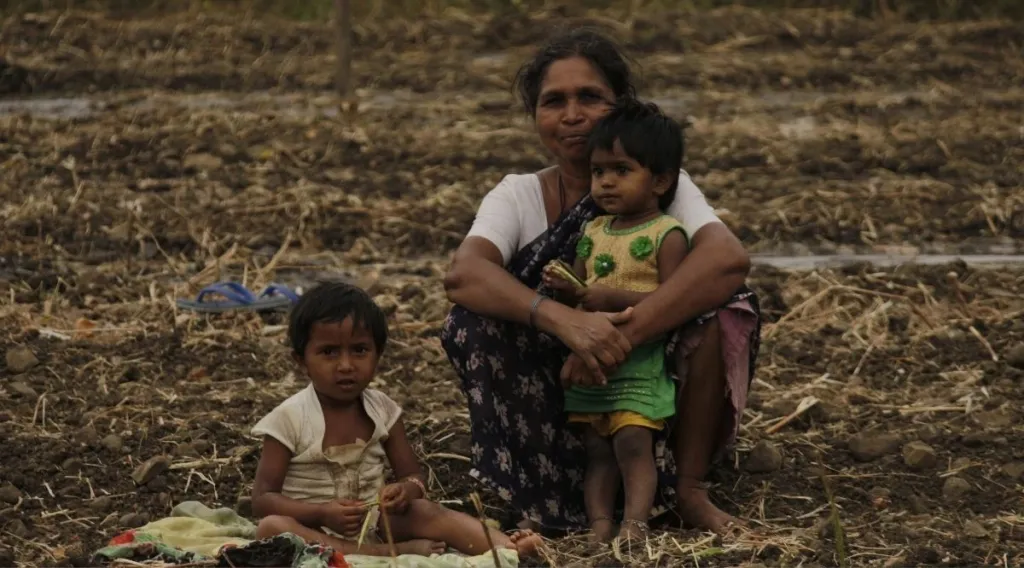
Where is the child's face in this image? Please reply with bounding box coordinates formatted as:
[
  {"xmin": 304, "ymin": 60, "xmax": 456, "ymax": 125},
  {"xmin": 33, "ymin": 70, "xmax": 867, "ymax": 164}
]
[
  {"xmin": 296, "ymin": 317, "xmax": 379, "ymax": 405},
  {"xmin": 590, "ymin": 140, "xmax": 670, "ymax": 216}
]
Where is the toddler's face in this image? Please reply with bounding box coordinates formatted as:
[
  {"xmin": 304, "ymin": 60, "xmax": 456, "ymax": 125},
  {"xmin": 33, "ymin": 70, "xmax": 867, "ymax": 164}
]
[
  {"xmin": 298, "ymin": 317, "xmax": 379, "ymax": 405},
  {"xmin": 589, "ymin": 140, "xmax": 666, "ymax": 217}
]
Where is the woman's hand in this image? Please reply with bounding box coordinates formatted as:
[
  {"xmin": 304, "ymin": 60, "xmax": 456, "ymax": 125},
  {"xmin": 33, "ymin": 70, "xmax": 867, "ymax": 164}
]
[{"xmin": 554, "ymin": 307, "xmax": 634, "ymax": 382}]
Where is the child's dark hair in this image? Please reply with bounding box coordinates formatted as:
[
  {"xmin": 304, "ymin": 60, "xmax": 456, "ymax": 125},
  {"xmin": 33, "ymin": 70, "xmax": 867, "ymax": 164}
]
[
  {"xmin": 288, "ymin": 281, "xmax": 388, "ymax": 356},
  {"xmin": 587, "ymin": 99, "xmax": 684, "ymax": 209}
]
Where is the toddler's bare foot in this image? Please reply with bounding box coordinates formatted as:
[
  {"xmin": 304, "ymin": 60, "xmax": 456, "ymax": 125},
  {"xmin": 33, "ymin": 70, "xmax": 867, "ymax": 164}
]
[
  {"xmin": 588, "ymin": 518, "xmax": 615, "ymax": 543},
  {"xmin": 616, "ymin": 518, "xmax": 648, "ymax": 541},
  {"xmin": 507, "ymin": 529, "xmax": 544, "ymax": 557},
  {"xmin": 396, "ymin": 539, "xmax": 446, "ymax": 556},
  {"xmin": 677, "ymin": 481, "xmax": 742, "ymax": 534}
]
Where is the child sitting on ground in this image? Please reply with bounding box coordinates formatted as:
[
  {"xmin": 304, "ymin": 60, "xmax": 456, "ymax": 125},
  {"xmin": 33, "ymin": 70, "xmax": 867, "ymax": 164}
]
[
  {"xmin": 251, "ymin": 281, "xmax": 542, "ymax": 558},
  {"xmin": 542, "ymin": 99, "xmax": 688, "ymax": 543}
]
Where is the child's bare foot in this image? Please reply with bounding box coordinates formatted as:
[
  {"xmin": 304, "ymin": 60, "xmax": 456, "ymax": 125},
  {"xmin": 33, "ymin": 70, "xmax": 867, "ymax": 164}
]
[
  {"xmin": 507, "ymin": 529, "xmax": 544, "ymax": 557},
  {"xmin": 616, "ymin": 519, "xmax": 648, "ymax": 541},
  {"xmin": 589, "ymin": 518, "xmax": 615, "ymax": 543},
  {"xmin": 396, "ymin": 539, "xmax": 446, "ymax": 556},
  {"xmin": 677, "ymin": 481, "xmax": 742, "ymax": 534}
]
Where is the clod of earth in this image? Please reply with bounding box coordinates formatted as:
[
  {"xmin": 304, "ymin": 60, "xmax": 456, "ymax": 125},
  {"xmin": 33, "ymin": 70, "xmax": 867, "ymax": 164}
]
[
  {"xmin": 5, "ymin": 519, "xmax": 29, "ymax": 538},
  {"xmin": 908, "ymin": 494, "xmax": 930, "ymax": 514},
  {"xmin": 119, "ymin": 512, "xmax": 149, "ymax": 529},
  {"xmin": 869, "ymin": 486, "xmax": 892, "ymax": 510},
  {"xmin": 131, "ymin": 455, "xmax": 171, "ymax": 486},
  {"xmin": 942, "ymin": 476, "xmax": 972, "ymax": 502},
  {"xmin": 61, "ymin": 457, "xmax": 84, "ymax": 474},
  {"xmin": 101, "ymin": 434, "xmax": 123, "ymax": 453},
  {"xmin": 848, "ymin": 432, "xmax": 902, "ymax": 462},
  {"xmin": 0, "ymin": 484, "xmax": 21, "ymax": 504},
  {"xmin": 1005, "ymin": 344, "xmax": 1024, "ymax": 369},
  {"xmin": 89, "ymin": 496, "xmax": 113, "ymax": 513},
  {"xmin": 4, "ymin": 346, "xmax": 39, "ymax": 374},
  {"xmin": 8, "ymin": 382, "xmax": 37, "ymax": 399},
  {"xmin": 1000, "ymin": 462, "xmax": 1024, "ymax": 480},
  {"xmin": 963, "ymin": 520, "xmax": 988, "ymax": 539},
  {"xmin": 182, "ymin": 152, "xmax": 224, "ymax": 171},
  {"xmin": 745, "ymin": 440, "xmax": 783, "ymax": 473},
  {"xmin": 902, "ymin": 441, "xmax": 938, "ymax": 470}
]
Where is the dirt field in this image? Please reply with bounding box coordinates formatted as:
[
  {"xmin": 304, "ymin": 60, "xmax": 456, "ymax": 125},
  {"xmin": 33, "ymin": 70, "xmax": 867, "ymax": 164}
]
[{"xmin": 2, "ymin": 5, "xmax": 1023, "ymax": 567}]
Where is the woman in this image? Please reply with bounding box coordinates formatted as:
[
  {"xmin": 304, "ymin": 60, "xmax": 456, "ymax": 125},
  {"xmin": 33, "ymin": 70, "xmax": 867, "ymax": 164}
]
[{"xmin": 440, "ymin": 28, "xmax": 761, "ymax": 535}]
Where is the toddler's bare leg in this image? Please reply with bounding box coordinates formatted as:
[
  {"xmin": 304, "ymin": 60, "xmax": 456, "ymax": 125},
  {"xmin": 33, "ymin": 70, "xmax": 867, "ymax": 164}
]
[
  {"xmin": 255, "ymin": 514, "xmax": 442, "ymax": 557},
  {"xmin": 611, "ymin": 426, "xmax": 655, "ymax": 539},
  {"xmin": 385, "ymin": 499, "xmax": 542, "ymax": 557},
  {"xmin": 582, "ymin": 426, "xmax": 619, "ymax": 542}
]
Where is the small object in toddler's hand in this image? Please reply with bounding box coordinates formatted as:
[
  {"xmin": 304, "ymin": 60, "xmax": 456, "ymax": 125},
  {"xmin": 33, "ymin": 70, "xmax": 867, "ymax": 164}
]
[{"xmin": 546, "ymin": 259, "xmax": 587, "ymax": 289}]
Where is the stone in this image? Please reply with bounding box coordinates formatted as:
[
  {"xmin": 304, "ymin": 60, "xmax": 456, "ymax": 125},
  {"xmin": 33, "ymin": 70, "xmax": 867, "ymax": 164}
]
[
  {"xmin": 917, "ymin": 424, "xmax": 941, "ymax": 443},
  {"xmin": 999, "ymin": 461, "xmax": 1024, "ymax": 480},
  {"xmin": 942, "ymin": 476, "xmax": 971, "ymax": 502},
  {"xmin": 0, "ymin": 484, "xmax": 21, "ymax": 504},
  {"xmin": 5, "ymin": 346, "xmax": 39, "ymax": 374},
  {"xmin": 9, "ymin": 382, "xmax": 37, "ymax": 399},
  {"xmin": 1006, "ymin": 343, "xmax": 1024, "ymax": 369},
  {"xmin": 745, "ymin": 441, "xmax": 783, "ymax": 473},
  {"xmin": 89, "ymin": 496, "xmax": 113, "ymax": 513},
  {"xmin": 810, "ymin": 400, "xmax": 843, "ymax": 422},
  {"xmin": 101, "ymin": 434, "xmax": 123, "ymax": 453},
  {"xmin": 963, "ymin": 520, "xmax": 988, "ymax": 539},
  {"xmin": 119, "ymin": 512, "xmax": 148, "ymax": 528},
  {"xmin": 902, "ymin": 441, "xmax": 937, "ymax": 470},
  {"xmin": 848, "ymin": 433, "xmax": 901, "ymax": 462},
  {"xmin": 131, "ymin": 455, "xmax": 170, "ymax": 486},
  {"xmin": 5, "ymin": 519, "xmax": 29, "ymax": 538}
]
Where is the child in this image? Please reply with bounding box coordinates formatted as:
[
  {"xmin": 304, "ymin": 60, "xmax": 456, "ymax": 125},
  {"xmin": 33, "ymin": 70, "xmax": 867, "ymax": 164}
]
[
  {"xmin": 250, "ymin": 281, "xmax": 542, "ymax": 558},
  {"xmin": 542, "ymin": 99, "xmax": 688, "ymax": 543}
]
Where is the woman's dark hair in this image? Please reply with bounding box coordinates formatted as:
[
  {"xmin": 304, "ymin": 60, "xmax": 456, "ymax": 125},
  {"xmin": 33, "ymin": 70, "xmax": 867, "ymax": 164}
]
[
  {"xmin": 588, "ymin": 99, "xmax": 684, "ymax": 210},
  {"xmin": 288, "ymin": 281, "xmax": 388, "ymax": 357},
  {"xmin": 513, "ymin": 27, "xmax": 637, "ymax": 116}
]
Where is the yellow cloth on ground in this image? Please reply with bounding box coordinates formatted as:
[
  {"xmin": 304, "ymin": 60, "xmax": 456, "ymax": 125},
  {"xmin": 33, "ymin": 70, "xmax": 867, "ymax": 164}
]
[{"xmin": 137, "ymin": 501, "xmax": 522, "ymax": 567}]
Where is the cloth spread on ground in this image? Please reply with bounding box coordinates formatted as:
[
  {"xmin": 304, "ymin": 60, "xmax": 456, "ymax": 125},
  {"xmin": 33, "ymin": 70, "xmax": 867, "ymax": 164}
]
[{"xmin": 91, "ymin": 501, "xmax": 520, "ymax": 567}]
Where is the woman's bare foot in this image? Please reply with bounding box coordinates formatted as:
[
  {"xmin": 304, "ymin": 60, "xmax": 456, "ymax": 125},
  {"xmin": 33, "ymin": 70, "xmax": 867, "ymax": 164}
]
[
  {"xmin": 589, "ymin": 518, "xmax": 616, "ymax": 543},
  {"xmin": 677, "ymin": 482, "xmax": 741, "ymax": 534},
  {"xmin": 395, "ymin": 539, "xmax": 447, "ymax": 556},
  {"xmin": 507, "ymin": 529, "xmax": 544, "ymax": 557},
  {"xmin": 616, "ymin": 519, "xmax": 648, "ymax": 541}
]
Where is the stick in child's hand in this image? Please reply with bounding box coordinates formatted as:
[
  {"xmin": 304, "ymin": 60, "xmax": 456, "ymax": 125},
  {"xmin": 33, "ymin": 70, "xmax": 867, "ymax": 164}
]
[
  {"xmin": 469, "ymin": 492, "xmax": 503, "ymax": 568},
  {"xmin": 377, "ymin": 489, "xmax": 399, "ymax": 561}
]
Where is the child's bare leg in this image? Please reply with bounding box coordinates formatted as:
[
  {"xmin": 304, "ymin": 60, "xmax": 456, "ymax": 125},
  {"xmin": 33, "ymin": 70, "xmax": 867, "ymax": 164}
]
[
  {"xmin": 582, "ymin": 426, "xmax": 619, "ymax": 542},
  {"xmin": 256, "ymin": 514, "xmax": 444, "ymax": 557},
  {"xmin": 611, "ymin": 426, "xmax": 655, "ymax": 540},
  {"xmin": 385, "ymin": 499, "xmax": 543, "ymax": 557}
]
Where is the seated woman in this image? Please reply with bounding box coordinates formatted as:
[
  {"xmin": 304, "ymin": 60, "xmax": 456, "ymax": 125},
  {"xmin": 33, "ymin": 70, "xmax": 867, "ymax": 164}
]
[{"xmin": 440, "ymin": 28, "xmax": 761, "ymax": 536}]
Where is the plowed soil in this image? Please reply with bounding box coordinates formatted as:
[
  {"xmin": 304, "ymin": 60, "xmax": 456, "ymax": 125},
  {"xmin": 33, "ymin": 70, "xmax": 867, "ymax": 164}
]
[{"xmin": 1, "ymin": 5, "xmax": 1023, "ymax": 567}]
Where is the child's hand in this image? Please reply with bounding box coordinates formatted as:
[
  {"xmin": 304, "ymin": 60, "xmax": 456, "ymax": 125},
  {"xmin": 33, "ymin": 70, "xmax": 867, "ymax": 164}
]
[
  {"xmin": 578, "ymin": 284, "xmax": 616, "ymax": 312},
  {"xmin": 379, "ymin": 482, "xmax": 412, "ymax": 514},
  {"xmin": 320, "ymin": 499, "xmax": 367, "ymax": 537},
  {"xmin": 542, "ymin": 264, "xmax": 583, "ymax": 299}
]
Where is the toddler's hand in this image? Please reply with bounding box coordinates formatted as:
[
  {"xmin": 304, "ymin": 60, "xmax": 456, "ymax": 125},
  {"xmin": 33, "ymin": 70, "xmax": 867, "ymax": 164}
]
[
  {"xmin": 320, "ymin": 499, "xmax": 367, "ymax": 537},
  {"xmin": 379, "ymin": 482, "xmax": 411, "ymax": 514},
  {"xmin": 542, "ymin": 264, "xmax": 582, "ymax": 299}
]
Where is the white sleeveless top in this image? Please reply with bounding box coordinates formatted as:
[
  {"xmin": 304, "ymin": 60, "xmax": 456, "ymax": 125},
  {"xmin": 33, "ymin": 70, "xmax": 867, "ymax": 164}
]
[{"xmin": 465, "ymin": 170, "xmax": 723, "ymax": 265}]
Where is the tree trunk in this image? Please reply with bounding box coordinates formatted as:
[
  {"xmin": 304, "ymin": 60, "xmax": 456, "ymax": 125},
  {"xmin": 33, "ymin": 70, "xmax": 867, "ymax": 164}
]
[{"xmin": 334, "ymin": 0, "xmax": 352, "ymax": 96}]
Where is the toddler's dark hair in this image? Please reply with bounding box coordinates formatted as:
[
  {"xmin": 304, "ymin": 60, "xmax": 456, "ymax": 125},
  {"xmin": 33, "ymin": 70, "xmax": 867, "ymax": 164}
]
[
  {"xmin": 288, "ymin": 281, "xmax": 388, "ymax": 356},
  {"xmin": 587, "ymin": 99, "xmax": 684, "ymax": 210}
]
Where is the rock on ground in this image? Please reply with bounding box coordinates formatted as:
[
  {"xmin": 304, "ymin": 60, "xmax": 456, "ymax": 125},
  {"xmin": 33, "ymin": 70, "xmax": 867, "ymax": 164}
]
[
  {"xmin": 848, "ymin": 432, "xmax": 902, "ymax": 461},
  {"xmin": 745, "ymin": 440, "xmax": 784, "ymax": 473},
  {"xmin": 942, "ymin": 476, "xmax": 972, "ymax": 502},
  {"xmin": 5, "ymin": 346, "xmax": 39, "ymax": 374},
  {"xmin": 902, "ymin": 441, "xmax": 938, "ymax": 469}
]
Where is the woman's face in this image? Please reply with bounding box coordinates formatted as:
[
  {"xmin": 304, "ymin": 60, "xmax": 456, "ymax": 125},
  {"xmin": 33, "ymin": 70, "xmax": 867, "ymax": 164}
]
[{"xmin": 534, "ymin": 56, "xmax": 616, "ymax": 166}]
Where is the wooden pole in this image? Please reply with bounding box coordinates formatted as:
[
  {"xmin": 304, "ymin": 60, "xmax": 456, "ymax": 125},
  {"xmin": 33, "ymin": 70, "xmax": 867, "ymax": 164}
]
[{"xmin": 334, "ymin": 0, "xmax": 352, "ymax": 97}]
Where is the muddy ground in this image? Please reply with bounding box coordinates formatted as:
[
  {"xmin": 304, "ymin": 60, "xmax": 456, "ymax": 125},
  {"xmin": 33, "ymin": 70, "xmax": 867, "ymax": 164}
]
[{"xmin": 1, "ymin": 5, "xmax": 1023, "ymax": 567}]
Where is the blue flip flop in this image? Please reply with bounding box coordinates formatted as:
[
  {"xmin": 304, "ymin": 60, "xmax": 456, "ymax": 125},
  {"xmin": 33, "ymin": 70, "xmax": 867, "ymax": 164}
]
[{"xmin": 176, "ymin": 281, "xmax": 298, "ymax": 313}]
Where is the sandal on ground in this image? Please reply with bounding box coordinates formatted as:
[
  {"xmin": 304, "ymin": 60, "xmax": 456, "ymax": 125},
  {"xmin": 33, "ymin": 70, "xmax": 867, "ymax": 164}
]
[{"xmin": 176, "ymin": 281, "xmax": 299, "ymax": 313}]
